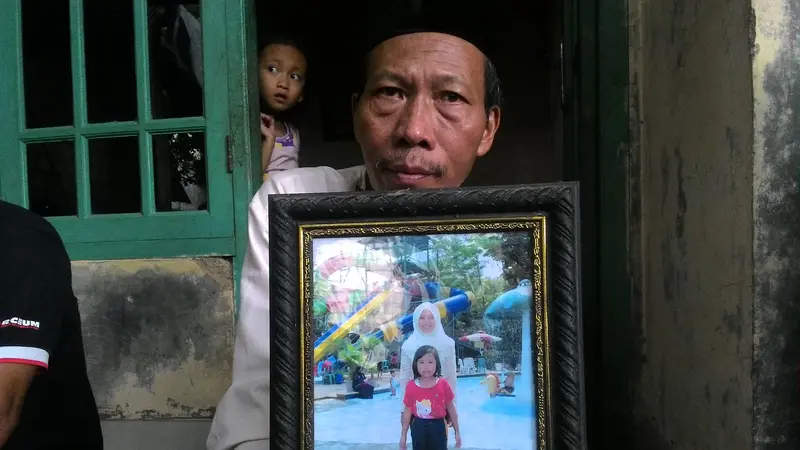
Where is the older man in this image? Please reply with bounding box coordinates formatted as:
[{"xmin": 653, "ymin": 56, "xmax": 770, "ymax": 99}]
[{"xmin": 206, "ymin": 6, "xmax": 503, "ymax": 450}]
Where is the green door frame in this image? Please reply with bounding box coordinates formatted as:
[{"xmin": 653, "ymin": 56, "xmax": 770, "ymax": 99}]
[
  {"xmin": 224, "ymin": 0, "xmax": 262, "ymax": 316},
  {"xmin": 562, "ymin": 0, "xmax": 632, "ymax": 447}
]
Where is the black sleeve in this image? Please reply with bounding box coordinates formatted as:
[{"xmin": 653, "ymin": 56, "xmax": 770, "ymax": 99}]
[{"xmin": 0, "ymin": 228, "xmax": 67, "ymax": 370}]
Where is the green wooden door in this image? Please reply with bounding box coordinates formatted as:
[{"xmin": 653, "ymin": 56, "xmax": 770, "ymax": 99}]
[{"xmin": 0, "ymin": 0, "xmax": 235, "ymax": 260}]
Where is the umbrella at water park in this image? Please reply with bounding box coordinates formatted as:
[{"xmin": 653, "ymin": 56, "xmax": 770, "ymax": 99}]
[{"xmin": 459, "ymin": 331, "xmax": 502, "ymax": 345}]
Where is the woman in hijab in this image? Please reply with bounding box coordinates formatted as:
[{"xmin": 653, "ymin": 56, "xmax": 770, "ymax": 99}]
[
  {"xmin": 398, "ymin": 302, "xmax": 458, "ymax": 397},
  {"xmin": 351, "ymin": 366, "xmax": 375, "ymax": 399}
]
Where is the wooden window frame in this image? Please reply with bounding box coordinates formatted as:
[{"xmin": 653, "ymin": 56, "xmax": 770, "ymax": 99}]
[{"xmin": 0, "ymin": 0, "xmax": 245, "ymax": 261}]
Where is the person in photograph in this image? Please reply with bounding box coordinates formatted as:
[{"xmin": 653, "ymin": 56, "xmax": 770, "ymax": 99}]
[
  {"xmin": 400, "ymin": 345, "xmax": 461, "ymax": 450},
  {"xmin": 398, "ymin": 302, "xmax": 457, "ymax": 428},
  {"xmin": 398, "ymin": 303, "xmax": 457, "ymax": 396},
  {"xmin": 390, "ymin": 369, "xmax": 400, "ymax": 396},
  {"xmin": 497, "ymin": 363, "xmax": 516, "ymax": 395},
  {"xmin": 351, "ymin": 366, "xmax": 375, "ymax": 399},
  {"xmin": 207, "ymin": 2, "xmax": 503, "ymax": 448}
]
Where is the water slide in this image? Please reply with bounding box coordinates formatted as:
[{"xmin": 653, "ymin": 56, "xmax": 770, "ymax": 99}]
[
  {"xmin": 313, "ymin": 289, "xmax": 394, "ymax": 363},
  {"xmin": 372, "ymin": 288, "xmax": 474, "ymax": 342},
  {"xmin": 313, "ymin": 282, "xmax": 473, "ymax": 363}
]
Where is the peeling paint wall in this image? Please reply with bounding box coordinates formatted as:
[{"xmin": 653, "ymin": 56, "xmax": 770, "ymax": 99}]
[
  {"xmin": 630, "ymin": 0, "xmax": 755, "ymax": 447},
  {"xmin": 71, "ymin": 258, "xmax": 234, "ymax": 422},
  {"xmin": 752, "ymin": 0, "xmax": 800, "ymax": 447}
]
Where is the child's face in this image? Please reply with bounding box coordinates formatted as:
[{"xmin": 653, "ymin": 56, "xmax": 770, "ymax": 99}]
[
  {"xmin": 416, "ymin": 352, "xmax": 437, "ymax": 378},
  {"xmin": 258, "ymin": 44, "xmax": 306, "ymax": 112}
]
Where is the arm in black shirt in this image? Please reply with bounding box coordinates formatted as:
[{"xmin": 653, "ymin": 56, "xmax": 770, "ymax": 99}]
[
  {"xmin": 0, "ymin": 364, "xmax": 36, "ymax": 444},
  {"xmin": 0, "ymin": 224, "xmax": 68, "ymax": 445}
]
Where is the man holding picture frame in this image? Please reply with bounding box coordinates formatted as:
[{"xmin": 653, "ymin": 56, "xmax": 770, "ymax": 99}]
[{"xmin": 207, "ymin": 2, "xmax": 503, "ymax": 449}]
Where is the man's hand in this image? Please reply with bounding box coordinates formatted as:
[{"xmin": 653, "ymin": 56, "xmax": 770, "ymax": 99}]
[{"xmin": 0, "ymin": 363, "xmax": 37, "ymax": 446}]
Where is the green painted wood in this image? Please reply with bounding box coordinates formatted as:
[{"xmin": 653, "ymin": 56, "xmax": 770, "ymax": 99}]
[
  {"xmin": 0, "ymin": 0, "xmax": 24, "ymax": 204},
  {"xmin": 133, "ymin": 0, "xmax": 155, "ymax": 215},
  {"xmin": 66, "ymin": 237, "xmax": 235, "ymax": 261},
  {"xmin": 18, "ymin": 118, "xmax": 206, "ymax": 142},
  {"xmin": 199, "ymin": 0, "xmax": 235, "ymax": 229},
  {"xmin": 133, "ymin": 0, "xmax": 151, "ymax": 122},
  {"xmin": 562, "ymin": 0, "xmax": 601, "ymax": 445},
  {"xmin": 68, "ymin": 0, "xmax": 88, "ymax": 128},
  {"xmin": 596, "ymin": 0, "xmax": 632, "ymax": 447},
  {"xmin": 75, "ymin": 135, "xmax": 91, "ymax": 218},
  {"xmin": 224, "ymin": 0, "xmax": 261, "ymax": 315},
  {"xmin": 49, "ymin": 212, "xmax": 233, "ymax": 242},
  {"xmin": 0, "ymin": 0, "xmax": 237, "ymax": 260},
  {"xmin": 138, "ymin": 128, "xmax": 156, "ymax": 215},
  {"xmin": 563, "ymin": 0, "xmax": 633, "ymax": 446},
  {"xmin": 68, "ymin": 0, "xmax": 91, "ymax": 217}
]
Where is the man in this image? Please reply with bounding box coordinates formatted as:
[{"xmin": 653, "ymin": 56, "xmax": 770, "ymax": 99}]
[
  {"xmin": 0, "ymin": 201, "xmax": 103, "ymax": 449},
  {"xmin": 207, "ymin": 4, "xmax": 503, "ymax": 449}
]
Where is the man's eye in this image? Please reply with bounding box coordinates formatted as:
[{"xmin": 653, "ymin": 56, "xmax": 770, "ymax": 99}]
[
  {"xmin": 377, "ymin": 87, "xmax": 402, "ymax": 97},
  {"xmin": 441, "ymin": 92, "xmax": 463, "ymax": 102},
  {"xmin": 267, "ymin": 66, "xmax": 278, "ymax": 73}
]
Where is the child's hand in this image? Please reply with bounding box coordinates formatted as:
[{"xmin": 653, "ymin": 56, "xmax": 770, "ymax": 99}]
[
  {"xmin": 399, "ymin": 436, "xmax": 407, "ymax": 450},
  {"xmin": 455, "ymin": 431, "xmax": 462, "ymax": 448},
  {"xmin": 261, "ymin": 114, "xmax": 276, "ymax": 139}
]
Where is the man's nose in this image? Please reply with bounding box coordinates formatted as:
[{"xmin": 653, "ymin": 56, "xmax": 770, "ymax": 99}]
[{"xmin": 395, "ymin": 95, "xmax": 434, "ymax": 150}]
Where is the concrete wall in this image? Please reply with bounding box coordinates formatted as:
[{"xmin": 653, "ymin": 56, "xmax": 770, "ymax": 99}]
[
  {"xmin": 629, "ymin": 0, "xmax": 755, "ymax": 447},
  {"xmin": 752, "ymin": 0, "xmax": 800, "ymax": 447},
  {"xmin": 73, "ymin": 258, "xmax": 234, "ymax": 447}
]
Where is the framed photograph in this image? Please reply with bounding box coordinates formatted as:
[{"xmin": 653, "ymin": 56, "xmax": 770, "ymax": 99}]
[{"xmin": 269, "ymin": 183, "xmax": 587, "ymax": 450}]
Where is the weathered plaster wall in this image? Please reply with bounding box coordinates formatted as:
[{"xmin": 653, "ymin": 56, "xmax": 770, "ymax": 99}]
[
  {"xmin": 72, "ymin": 258, "xmax": 234, "ymax": 421},
  {"xmin": 752, "ymin": 0, "xmax": 800, "ymax": 447},
  {"xmin": 631, "ymin": 0, "xmax": 754, "ymax": 447}
]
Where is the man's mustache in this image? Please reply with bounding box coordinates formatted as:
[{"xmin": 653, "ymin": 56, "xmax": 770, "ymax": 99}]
[{"xmin": 377, "ymin": 153, "xmax": 446, "ymax": 177}]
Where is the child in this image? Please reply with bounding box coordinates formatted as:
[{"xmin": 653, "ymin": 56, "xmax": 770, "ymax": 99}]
[
  {"xmin": 400, "ymin": 345, "xmax": 461, "ymax": 450},
  {"xmin": 257, "ymin": 35, "xmax": 307, "ymax": 181},
  {"xmin": 390, "ymin": 369, "xmax": 400, "ymax": 396},
  {"xmin": 497, "ymin": 365, "xmax": 516, "ymax": 396}
]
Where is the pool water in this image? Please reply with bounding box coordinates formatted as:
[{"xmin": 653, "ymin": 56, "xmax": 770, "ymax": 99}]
[{"xmin": 314, "ymin": 376, "xmax": 536, "ymax": 450}]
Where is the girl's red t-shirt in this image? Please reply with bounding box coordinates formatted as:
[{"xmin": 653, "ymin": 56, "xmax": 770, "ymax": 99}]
[{"xmin": 403, "ymin": 377, "xmax": 454, "ymax": 419}]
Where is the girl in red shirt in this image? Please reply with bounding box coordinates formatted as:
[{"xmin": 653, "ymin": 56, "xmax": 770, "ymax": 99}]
[{"xmin": 400, "ymin": 345, "xmax": 461, "ymax": 449}]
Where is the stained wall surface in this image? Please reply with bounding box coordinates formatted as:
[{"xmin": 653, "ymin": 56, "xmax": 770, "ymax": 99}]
[{"xmin": 629, "ymin": 0, "xmax": 755, "ymax": 447}]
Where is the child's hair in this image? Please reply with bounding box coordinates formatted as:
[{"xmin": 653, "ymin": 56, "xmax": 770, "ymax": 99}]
[
  {"xmin": 411, "ymin": 345, "xmax": 442, "ymax": 379},
  {"xmin": 257, "ymin": 34, "xmax": 307, "ymax": 63},
  {"xmin": 389, "ymin": 369, "xmax": 395, "ymax": 375}
]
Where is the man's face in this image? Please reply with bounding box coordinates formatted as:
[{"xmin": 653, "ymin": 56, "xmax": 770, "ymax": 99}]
[{"xmin": 353, "ymin": 32, "xmax": 501, "ymax": 190}]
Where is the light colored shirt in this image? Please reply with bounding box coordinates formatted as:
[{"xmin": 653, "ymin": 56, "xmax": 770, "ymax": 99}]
[
  {"xmin": 206, "ymin": 165, "xmax": 367, "ymax": 450},
  {"xmin": 265, "ymin": 123, "xmax": 300, "ymax": 175}
]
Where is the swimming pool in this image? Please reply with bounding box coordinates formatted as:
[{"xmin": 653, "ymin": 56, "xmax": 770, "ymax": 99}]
[{"xmin": 314, "ymin": 376, "xmax": 537, "ymax": 450}]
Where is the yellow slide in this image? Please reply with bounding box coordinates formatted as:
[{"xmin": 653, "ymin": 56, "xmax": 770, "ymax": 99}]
[{"xmin": 313, "ymin": 290, "xmax": 392, "ymax": 363}]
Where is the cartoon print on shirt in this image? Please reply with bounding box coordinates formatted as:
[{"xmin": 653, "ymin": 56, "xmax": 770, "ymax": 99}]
[{"xmin": 415, "ymin": 398, "xmax": 433, "ymax": 418}]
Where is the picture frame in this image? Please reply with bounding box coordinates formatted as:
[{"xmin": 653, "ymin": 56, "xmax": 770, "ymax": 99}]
[{"xmin": 269, "ymin": 183, "xmax": 587, "ymax": 450}]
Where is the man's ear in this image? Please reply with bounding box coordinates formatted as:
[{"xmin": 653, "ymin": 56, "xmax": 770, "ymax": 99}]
[
  {"xmin": 476, "ymin": 106, "xmax": 501, "ymax": 157},
  {"xmin": 298, "ymin": 95, "xmax": 304, "ymax": 103}
]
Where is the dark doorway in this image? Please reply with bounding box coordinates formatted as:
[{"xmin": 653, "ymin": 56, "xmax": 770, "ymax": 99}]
[{"xmin": 254, "ymin": 1, "xmax": 562, "ymax": 187}]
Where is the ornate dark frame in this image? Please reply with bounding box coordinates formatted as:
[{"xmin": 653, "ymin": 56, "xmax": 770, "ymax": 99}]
[{"xmin": 269, "ymin": 182, "xmax": 587, "ymax": 450}]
